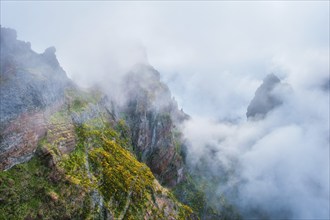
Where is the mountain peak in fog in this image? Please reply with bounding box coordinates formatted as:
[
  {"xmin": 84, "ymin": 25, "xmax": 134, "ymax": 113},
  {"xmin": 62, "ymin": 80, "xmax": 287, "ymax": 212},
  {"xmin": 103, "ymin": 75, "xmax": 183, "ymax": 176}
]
[{"xmin": 246, "ymin": 73, "xmax": 282, "ymax": 119}]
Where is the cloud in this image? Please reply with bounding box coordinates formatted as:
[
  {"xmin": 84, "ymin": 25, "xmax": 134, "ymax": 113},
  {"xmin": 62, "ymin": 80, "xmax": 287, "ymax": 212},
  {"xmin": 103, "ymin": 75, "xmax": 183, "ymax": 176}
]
[
  {"xmin": 1, "ymin": 1, "xmax": 329, "ymax": 218},
  {"xmin": 182, "ymin": 73, "xmax": 329, "ymax": 218}
]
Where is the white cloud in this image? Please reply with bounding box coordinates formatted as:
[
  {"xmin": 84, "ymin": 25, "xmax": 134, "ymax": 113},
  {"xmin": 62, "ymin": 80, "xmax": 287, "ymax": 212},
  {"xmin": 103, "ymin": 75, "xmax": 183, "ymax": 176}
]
[
  {"xmin": 182, "ymin": 76, "xmax": 329, "ymax": 218},
  {"xmin": 1, "ymin": 1, "xmax": 329, "ymax": 218}
]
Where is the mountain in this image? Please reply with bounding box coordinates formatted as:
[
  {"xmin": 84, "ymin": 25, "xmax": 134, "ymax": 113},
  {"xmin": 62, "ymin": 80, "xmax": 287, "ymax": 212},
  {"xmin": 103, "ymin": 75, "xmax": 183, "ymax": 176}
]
[
  {"xmin": 246, "ymin": 74, "xmax": 283, "ymax": 119},
  {"xmin": 0, "ymin": 27, "xmax": 73, "ymax": 170},
  {"xmin": 0, "ymin": 27, "xmax": 197, "ymax": 219},
  {"xmin": 122, "ymin": 64, "xmax": 189, "ymax": 187}
]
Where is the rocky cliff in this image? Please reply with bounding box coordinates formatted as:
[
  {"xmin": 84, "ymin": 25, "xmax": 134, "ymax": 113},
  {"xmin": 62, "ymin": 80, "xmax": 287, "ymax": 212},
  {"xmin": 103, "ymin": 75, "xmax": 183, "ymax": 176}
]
[
  {"xmin": 246, "ymin": 74, "xmax": 283, "ymax": 119},
  {"xmin": 122, "ymin": 64, "xmax": 189, "ymax": 187},
  {"xmin": 0, "ymin": 27, "xmax": 197, "ymax": 219},
  {"xmin": 0, "ymin": 27, "xmax": 73, "ymax": 170}
]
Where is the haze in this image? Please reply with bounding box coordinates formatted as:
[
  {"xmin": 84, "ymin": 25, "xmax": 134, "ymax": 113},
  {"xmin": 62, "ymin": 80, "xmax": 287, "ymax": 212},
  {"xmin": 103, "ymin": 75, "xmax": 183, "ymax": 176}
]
[{"xmin": 1, "ymin": 1, "xmax": 329, "ymax": 219}]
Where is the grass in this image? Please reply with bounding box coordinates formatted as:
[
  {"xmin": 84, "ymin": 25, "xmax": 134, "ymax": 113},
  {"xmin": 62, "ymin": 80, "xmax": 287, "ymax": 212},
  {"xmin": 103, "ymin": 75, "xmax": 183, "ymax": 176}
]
[
  {"xmin": 0, "ymin": 152, "xmax": 93, "ymax": 219},
  {"xmin": 0, "ymin": 87, "xmax": 197, "ymax": 219}
]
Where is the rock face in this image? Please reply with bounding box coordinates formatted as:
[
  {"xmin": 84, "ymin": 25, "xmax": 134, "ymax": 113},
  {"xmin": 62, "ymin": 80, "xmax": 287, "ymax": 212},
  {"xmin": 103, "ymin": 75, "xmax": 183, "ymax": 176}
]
[
  {"xmin": 0, "ymin": 27, "xmax": 188, "ymax": 187},
  {"xmin": 0, "ymin": 89, "xmax": 197, "ymax": 219},
  {"xmin": 0, "ymin": 27, "xmax": 70, "ymax": 123},
  {"xmin": 0, "ymin": 27, "xmax": 197, "ymax": 219},
  {"xmin": 122, "ymin": 64, "xmax": 189, "ymax": 187},
  {"xmin": 246, "ymin": 74, "xmax": 283, "ymax": 119},
  {"xmin": 0, "ymin": 27, "xmax": 72, "ymax": 169}
]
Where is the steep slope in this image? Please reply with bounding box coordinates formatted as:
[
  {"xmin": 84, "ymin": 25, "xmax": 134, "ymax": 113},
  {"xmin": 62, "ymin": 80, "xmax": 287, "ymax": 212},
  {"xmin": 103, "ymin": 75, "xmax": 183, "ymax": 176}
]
[
  {"xmin": 0, "ymin": 89, "xmax": 195, "ymax": 219},
  {"xmin": 0, "ymin": 27, "xmax": 197, "ymax": 219},
  {"xmin": 119, "ymin": 65, "xmax": 228, "ymax": 219},
  {"xmin": 0, "ymin": 27, "xmax": 73, "ymax": 170},
  {"xmin": 122, "ymin": 64, "xmax": 189, "ymax": 187},
  {"xmin": 0, "ymin": 27, "xmax": 70, "ymax": 123}
]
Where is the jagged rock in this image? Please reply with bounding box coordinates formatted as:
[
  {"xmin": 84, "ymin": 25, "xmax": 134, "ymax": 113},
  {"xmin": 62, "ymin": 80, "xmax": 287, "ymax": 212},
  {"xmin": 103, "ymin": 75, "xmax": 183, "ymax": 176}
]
[
  {"xmin": 41, "ymin": 46, "xmax": 61, "ymax": 69},
  {"xmin": 246, "ymin": 74, "xmax": 283, "ymax": 119},
  {"xmin": 0, "ymin": 27, "xmax": 198, "ymax": 219},
  {"xmin": 0, "ymin": 27, "xmax": 72, "ymax": 125},
  {"xmin": 122, "ymin": 64, "xmax": 189, "ymax": 187},
  {"xmin": 0, "ymin": 27, "xmax": 73, "ymax": 169}
]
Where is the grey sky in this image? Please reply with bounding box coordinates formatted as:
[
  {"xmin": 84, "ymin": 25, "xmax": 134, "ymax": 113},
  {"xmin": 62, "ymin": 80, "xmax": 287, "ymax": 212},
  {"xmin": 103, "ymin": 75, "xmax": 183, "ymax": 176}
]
[{"xmin": 1, "ymin": 1, "xmax": 328, "ymax": 119}]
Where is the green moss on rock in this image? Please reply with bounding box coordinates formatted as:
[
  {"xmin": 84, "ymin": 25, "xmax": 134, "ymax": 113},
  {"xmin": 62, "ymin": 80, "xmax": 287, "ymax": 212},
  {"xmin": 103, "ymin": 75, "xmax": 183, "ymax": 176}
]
[
  {"xmin": 0, "ymin": 87, "xmax": 197, "ymax": 219},
  {"xmin": 0, "ymin": 152, "xmax": 95, "ymax": 219}
]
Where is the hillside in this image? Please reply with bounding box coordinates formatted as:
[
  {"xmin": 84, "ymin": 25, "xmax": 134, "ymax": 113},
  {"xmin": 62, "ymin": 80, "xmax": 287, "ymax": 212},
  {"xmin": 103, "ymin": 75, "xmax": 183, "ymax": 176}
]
[{"xmin": 0, "ymin": 27, "xmax": 198, "ymax": 219}]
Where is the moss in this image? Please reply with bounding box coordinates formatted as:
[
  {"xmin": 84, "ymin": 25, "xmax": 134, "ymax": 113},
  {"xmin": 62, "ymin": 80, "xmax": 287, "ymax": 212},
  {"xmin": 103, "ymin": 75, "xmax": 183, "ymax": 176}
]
[
  {"xmin": 173, "ymin": 172, "xmax": 242, "ymax": 220},
  {"xmin": 63, "ymin": 122, "xmax": 196, "ymax": 219},
  {"xmin": 1, "ymin": 86, "xmax": 197, "ymax": 219},
  {"xmin": 49, "ymin": 108, "xmax": 69, "ymax": 124},
  {"xmin": 59, "ymin": 148, "xmax": 95, "ymax": 188},
  {"xmin": 68, "ymin": 123, "xmax": 154, "ymax": 218},
  {"xmin": 0, "ymin": 154, "xmax": 91, "ymax": 219},
  {"xmin": 173, "ymin": 174, "xmax": 213, "ymax": 217},
  {"xmin": 65, "ymin": 88, "xmax": 102, "ymax": 113},
  {"xmin": 0, "ymin": 125, "xmax": 98, "ymax": 219},
  {"xmin": 178, "ymin": 204, "xmax": 194, "ymax": 219},
  {"xmin": 89, "ymin": 141, "xmax": 154, "ymax": 218},
  {"xmin": 114, "ymin": 119, "xmax": 133, "ymax": 151}
]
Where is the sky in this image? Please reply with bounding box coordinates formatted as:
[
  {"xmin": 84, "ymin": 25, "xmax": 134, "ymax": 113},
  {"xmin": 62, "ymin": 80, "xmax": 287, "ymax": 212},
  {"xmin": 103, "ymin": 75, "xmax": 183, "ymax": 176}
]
[
  {"xmin": 1, "ymin": 1, "xmax": 329, "ymax": 219},
  {"xmin": 1, "ymin": 1, "xmax": 329, "ymax": 119}
]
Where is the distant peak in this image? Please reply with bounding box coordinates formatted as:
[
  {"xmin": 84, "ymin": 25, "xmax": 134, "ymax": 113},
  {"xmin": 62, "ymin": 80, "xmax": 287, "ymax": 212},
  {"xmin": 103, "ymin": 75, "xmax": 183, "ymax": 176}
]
[
  {"xmin": 263, "ymin": 73, "xmax": 281, "ymax": 84},
  {"xmin": 246, "ymin": 73, "xmax": 283, "ymax": 119}
]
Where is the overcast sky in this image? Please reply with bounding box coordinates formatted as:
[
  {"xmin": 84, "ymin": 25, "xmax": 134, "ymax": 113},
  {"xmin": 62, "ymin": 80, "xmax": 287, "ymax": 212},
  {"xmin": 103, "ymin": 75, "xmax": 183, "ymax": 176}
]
[{"xmin": 1, "ymin": 1, "xmax": 329, "ymax": 119}]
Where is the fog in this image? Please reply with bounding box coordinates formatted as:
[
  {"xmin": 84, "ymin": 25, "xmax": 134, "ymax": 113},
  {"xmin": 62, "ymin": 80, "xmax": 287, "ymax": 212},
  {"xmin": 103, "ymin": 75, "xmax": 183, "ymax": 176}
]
[
  {"xmin": 183, "ymin": 79, "xmax": 329, "ymax": 218},
  {"xmin": 1, "ymin": 1, "xmax": 329, "ymax": 219}
]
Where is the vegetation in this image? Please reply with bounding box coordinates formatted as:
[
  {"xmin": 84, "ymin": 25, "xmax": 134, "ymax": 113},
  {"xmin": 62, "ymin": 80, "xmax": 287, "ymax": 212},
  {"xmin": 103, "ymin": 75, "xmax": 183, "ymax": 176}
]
[
  {"xmin": 65, "ymin": 88, "xmax": 102, "ymax": 112},
  {"xmin": 173, "ymin": 168, "xmax": 241, "ymax": 220},
  {"xmin": 0, "ymin": 88, "xmax": 196, "ymax": 219},
  {"xmin": 0, "ymin": 150, "xmax": 94, "ymax": 219},
  {"xmin": 173, "ymin": 175, "xmax": 215, "ymax": 217}
]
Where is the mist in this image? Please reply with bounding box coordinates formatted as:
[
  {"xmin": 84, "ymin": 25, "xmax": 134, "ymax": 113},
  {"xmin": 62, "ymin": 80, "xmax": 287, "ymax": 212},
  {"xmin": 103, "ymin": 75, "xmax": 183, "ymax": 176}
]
[
  {"xmin": 1, "ymin": 1, "xmax": 329, "ymax": 219},
  {"xmin": 182, "ymin": 76, "xmax": 329, "ymax": 218}
]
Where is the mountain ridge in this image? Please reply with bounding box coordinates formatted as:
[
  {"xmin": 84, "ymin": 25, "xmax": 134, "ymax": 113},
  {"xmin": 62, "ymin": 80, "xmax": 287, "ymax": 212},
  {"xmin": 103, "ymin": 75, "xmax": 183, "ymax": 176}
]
[{"xmin": 0, "ymin": 27, "xmax": 198, "ymax": 219}]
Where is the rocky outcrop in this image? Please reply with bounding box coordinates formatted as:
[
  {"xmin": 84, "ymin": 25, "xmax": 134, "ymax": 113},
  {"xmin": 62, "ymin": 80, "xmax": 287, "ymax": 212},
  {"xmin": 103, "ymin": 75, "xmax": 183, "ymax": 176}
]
[
  {"xmin": 246, "ymin": 74, "xmax": 283, "ymax": 119},
  {"xmin": 0, "ymin": 101, "xmax": 65, "ymax": 170},
  {"xmin": 0, "ymin": 27, "xmax": 71, "ymax": 124},
  {"xmin": 0, "ymin": 27, "xmax": 188, "ymax": 187},
  {"xmin": 0, "ymin": 27, "xmax": 198, "ymax": 219},
  {"xmin": 122, "ymin": 64, "xmax": 189, "ymax": 187},
  {"xmin": 0, "ymin": 110, "xmax": 46, "ymax": 170},
  {"xmin": 0, "ymin": 27, "xmax": 72, "ymax": 169}
]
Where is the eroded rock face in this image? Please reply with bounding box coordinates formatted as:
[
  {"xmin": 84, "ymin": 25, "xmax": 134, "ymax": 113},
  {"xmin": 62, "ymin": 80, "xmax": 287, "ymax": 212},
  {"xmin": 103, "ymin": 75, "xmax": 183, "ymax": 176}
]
[
  {"xmin": 122, "ymin": 64, "xmax": 189, "ymax": 187},
  {"xmin": 0, "ymin": 102, "xmax": 62, "ymax": 170},
  {"xmin": 0, "ymin": 27, "xmax": 71, "ymax": 124},
  {"xmin": 246, "ymin": 74, "xmax": 283, "ymax": 119},
  {"xmin": 0, "ymin": 27, "xmax": 198, "ymax": 218},
  {"xmin": 0, "ymin": 27, "xmax": 72, "ymax": 169}
]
